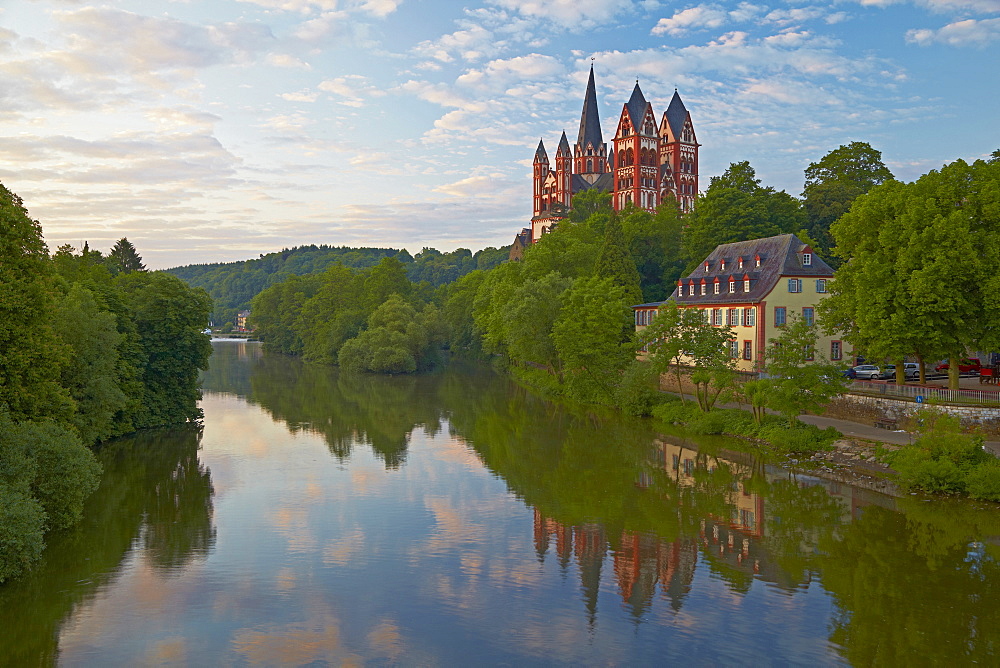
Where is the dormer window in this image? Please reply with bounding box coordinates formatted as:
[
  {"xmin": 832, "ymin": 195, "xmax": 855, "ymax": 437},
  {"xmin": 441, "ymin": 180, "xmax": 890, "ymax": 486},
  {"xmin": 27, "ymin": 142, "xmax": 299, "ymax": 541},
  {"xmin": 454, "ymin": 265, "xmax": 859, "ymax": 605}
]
[
  {"xmin": 688, "ymin": 283, "xmax": 695, "ymax": 297},
  {"xmin": 720, "ymin": 259, "xmax": 726, "ymax": 271},
  {"xmin": 729, "ymin": 279, "xmax": 736, "ymax": 294},
  {"xmin": 803, "ymin": 253, "xmax": 812, "ymax": 266},
  {"xmin": 700, "ymin": 280, "xmax": 707, "ymax": 296},
  {"xmin": 737, "ymin": 257, "xmax": 743, "ymax": 270},
  {"xmin": 713, "ymin": 279, "xmax": 720, "ymax": 295},
  {"xmin": 704, "ymin": 261, "xmax": 710, "ymax": 273},
  {"xmin": 755, "ymin": 255, "xmax": 761, "ymax": 267},
  {"xmin": 744, "ymin": 278, "xmax": 750, "ymax": 291}
]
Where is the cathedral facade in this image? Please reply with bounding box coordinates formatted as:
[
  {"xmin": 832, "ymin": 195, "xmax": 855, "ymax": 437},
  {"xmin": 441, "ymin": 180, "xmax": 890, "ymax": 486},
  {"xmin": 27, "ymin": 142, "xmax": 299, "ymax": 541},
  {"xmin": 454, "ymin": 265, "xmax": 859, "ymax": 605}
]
[{"xmin": 513, "ymin": 67, "xmax": 700, "ymax": 254}]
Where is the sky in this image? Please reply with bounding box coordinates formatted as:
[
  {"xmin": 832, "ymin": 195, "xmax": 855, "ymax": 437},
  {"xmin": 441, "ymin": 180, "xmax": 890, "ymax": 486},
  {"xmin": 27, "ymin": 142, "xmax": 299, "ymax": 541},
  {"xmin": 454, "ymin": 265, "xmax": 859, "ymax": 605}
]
[{"xmin": 1, "ymin": 0, "xmax": 998, "ymax": 269}]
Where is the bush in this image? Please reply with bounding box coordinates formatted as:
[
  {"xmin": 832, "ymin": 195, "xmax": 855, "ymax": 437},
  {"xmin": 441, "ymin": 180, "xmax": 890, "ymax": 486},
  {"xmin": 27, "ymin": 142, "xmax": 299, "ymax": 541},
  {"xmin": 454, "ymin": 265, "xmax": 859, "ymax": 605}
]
[
  {"xmin": 885, "ymin": 410, "xmax": 990, "ymax": 496},
  {"xmin": 20, "ymin": 420, "xmax": 102, "ymax": 530},
  {"xmin": 615, "ymin": 361, "xmax": 661, "ymax": 417},
  {"xmin": 966, "ymin": 458, "xmax": 1000, "ymax": 502},
  {"xmin": 0, "ymin": 486, "xmax": 47, "ymax": 583}
]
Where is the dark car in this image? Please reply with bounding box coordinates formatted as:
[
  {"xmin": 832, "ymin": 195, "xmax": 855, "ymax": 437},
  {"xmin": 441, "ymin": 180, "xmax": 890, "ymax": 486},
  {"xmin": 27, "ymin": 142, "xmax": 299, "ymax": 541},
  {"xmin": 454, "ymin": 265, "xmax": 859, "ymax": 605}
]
[{"xmin": 841, "ymin": 367, "xmax": 857, "ymax": 379}]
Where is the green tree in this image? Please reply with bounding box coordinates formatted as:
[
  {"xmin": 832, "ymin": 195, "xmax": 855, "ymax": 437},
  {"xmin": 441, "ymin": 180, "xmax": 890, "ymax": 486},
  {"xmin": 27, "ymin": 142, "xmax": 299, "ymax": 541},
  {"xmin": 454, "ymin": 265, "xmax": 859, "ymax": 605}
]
[
  {"xmin": 118, "ymin": 272, "xmax": 213, "ymax": 428},
  {"xmin": 621, "ymin": 200, "xmax": 685, "ymax": 302},
  {"xmin": 338, "ymin": 295, "xmax": 444, "ymax": 374},
  {"xmin": 639, "ymin": 302, "xmax": 736, "ymax": 410},
  {"xmin": 682, "ymin": 162, "xmax": 805, "ymax": 269},
  {"xmin": 802, "ymin": 142, "xmax": 893, "ymax": 262},
  {"xmin": 0, "ymin": 182, "xmax": 73, "ymax": 424},
  {"xmin": 762, "ymin": 313, "xmax": 847, "ymax": 424},
  {"xmin": 106, "ymin": 237, "xmax": 146, "ymax": 275},
  {"xmin": 551, "ymin": 276, "xmax": 634, "ymax": 404},
  {"xmin": 53, "ymin": 284, "xmax": 127, "ymax": 444},
  {"xmin": 594, "ymin": 214, "xmax": 643, "ymax": 307},
  {"xmin": 825, "ymin": 157, "xmax": 1000, "ymax": 389}
]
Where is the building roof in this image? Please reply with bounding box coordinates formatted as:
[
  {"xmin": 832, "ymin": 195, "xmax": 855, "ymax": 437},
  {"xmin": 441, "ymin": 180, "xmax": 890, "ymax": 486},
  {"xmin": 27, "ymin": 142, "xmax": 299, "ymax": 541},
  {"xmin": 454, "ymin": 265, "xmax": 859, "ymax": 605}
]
[
  {"xmin": 625, "ymin": 82, "xmax": 649, "ymax": 128},
  {"xmin": 670, "ymin": 233, "xmax": 834, "ymax": 306},
  {"xmin": 663, "ymin": 90, "xmax": 689, "ymax": 139},
  {"xmin": 577, "ymin": 65, "xmax": 604, "ymax": 151},
  {"xmin": 557, "ymin": 131, "xmax": 571, "ymax": 157},
  {"xmin": 534, "ymin": 139, "xmax": 548, "ymax": 163},
  {"xmin": 571, "ymin": 172, "xmax": 614, "ymax": 193}
]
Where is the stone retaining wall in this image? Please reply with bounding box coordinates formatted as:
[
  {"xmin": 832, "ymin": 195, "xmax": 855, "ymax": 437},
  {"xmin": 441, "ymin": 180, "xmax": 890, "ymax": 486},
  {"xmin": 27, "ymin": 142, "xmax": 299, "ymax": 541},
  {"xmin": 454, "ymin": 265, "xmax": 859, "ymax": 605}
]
[{"xmin": 837, "ymin": 392, "xmax": 1000, "ymax": 424}]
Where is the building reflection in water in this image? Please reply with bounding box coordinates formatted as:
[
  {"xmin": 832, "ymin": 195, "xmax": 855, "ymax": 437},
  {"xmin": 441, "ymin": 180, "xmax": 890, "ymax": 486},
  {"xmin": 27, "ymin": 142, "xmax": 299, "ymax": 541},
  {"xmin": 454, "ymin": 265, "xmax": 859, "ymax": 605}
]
[{"xmin": 531, "ymin": 436, "xmax": 892, "ymax": 624}]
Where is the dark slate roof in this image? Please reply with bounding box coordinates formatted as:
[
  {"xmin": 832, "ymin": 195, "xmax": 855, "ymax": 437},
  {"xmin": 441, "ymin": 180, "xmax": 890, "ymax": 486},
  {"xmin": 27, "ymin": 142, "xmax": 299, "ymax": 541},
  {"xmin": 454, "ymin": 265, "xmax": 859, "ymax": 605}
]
[
  {"xmin": 534, "ymin": 139, "xmax": 548, "ymax": 162},
  {"xmin": 670, "ymin": 233, "xmax": 834, "ymax": 305},
  {"xmin": 625, "ymin": 82, "xmax": 648, "ymax": 127},
  {"xmin": 571, "ymin": 172, "xmax": 614, "ymax": 193},
  {"xmin": 664, "ymin": 90, "xmax": 689, "ymax": 138},
  {"xmin": 577, "ymin": 65, "xmax": 604, "ymax": 150},
  {"xmin": 557, "ymin": 131, "xmax": 571, "ymax": 157}
]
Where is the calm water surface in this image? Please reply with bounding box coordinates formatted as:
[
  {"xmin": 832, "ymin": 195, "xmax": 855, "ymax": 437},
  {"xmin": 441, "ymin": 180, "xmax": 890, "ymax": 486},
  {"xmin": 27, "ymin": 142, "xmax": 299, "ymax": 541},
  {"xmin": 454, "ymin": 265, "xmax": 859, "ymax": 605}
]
[{"xmin": 2, "ymin": 341, "xmax": 999, "ymax": 665}]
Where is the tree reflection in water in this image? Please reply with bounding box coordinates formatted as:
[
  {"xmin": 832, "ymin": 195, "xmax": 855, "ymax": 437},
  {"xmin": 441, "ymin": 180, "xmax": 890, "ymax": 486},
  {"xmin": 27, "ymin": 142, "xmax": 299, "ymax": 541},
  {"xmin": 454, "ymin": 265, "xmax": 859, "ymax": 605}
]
[{"xmin": 0, "ymin": 424, "xmax": 214, "ymax": 663}]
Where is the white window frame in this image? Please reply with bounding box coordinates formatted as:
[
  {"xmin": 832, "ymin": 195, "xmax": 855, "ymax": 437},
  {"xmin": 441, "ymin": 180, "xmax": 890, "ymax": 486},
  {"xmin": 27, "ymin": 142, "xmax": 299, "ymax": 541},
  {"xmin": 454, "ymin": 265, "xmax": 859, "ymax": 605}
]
[
  {"xmin": 689, "ymin": 284, "xmax": 695, "ymax": 296},
  {"xmin": 700, "ymin": 283, "xmax": 706, "ymax": 296},
  {"xmin": 743, "ymin": 279, "xmax": 750, "ymax": 292},
  {"xmin": 816, "ymin": 279, "xmax": 827, "ymax": 293},
  {"xmin": 713, "ymin": 282, "xmax": 720, "ymax": 295},
  {"xmin": 803, "ymin": 253, "xmax": 812, "ymax": 266},
  {"xmin": 788, "ymin": 279, "xmax": 802, "ymax": 293},
  {"xmin": 745, "ymin": 307, "xmax": 756, "ymax": 327},
  {"xmin": 729, "ymin": 280, "xmax": 736, "ymax": 294}
]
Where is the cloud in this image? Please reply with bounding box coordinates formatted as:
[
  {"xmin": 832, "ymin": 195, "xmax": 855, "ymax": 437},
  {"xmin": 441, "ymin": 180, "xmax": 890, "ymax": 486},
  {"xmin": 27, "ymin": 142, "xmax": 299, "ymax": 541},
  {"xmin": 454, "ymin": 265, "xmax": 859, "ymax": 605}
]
[
  {"xmin": 455, "ymin": 53, "xmax": 564, "ymax": 90},
  {"xmin": 907, "ymin": 18, "xmax": 1000, "ymax": 45},
  {"xmin": 652, "ymin": 5, "xmax": 732, "ymax": 36},
  {"xmin": 489, "ymin": 0, "xmax": 634, "ymax": 28},
  {"xmin": 280, "ymin": 90, "xmax": 320, "ymax": 102},
  {"xmin": 267, "ymin": 53, "xmax": 312, "ymax": 69},
  {"xmin": 318, "ymin": 75, "xmax": 386, "ymax": 106}
]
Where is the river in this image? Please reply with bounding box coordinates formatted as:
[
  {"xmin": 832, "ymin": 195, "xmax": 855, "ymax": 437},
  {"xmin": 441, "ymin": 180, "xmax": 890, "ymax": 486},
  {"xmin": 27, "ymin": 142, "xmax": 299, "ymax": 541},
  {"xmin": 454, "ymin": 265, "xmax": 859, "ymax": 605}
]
[{"xmin": 1, "ymin": 341, "xmax": 998, "ymax": 665}]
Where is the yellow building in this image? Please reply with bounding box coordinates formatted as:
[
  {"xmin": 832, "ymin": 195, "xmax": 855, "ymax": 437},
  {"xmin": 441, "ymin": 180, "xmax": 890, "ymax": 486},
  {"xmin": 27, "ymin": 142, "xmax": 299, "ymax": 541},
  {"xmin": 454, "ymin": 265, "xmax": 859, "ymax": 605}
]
[{"xmin": 634, "ymin": 233, "xmax": 843, "ymax": 372}]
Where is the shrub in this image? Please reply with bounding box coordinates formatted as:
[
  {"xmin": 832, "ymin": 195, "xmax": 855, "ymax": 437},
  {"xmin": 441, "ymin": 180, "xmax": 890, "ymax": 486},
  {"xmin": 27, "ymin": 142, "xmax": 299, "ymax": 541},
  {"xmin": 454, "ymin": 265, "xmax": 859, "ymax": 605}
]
[
  {"xmin": 886, "ymin": 410, "xmax": 989, "ymax": 495},
  {"xmin": 20, "ymin": 420, "xmax": 102, "ymax": 530},
  {"xmin": 966, "ymin": 458, "xmax": 1000, "ymax": 502},
  {"xmin": 0, "ymin": 486, "xmax": 47, "ymax": 583}
]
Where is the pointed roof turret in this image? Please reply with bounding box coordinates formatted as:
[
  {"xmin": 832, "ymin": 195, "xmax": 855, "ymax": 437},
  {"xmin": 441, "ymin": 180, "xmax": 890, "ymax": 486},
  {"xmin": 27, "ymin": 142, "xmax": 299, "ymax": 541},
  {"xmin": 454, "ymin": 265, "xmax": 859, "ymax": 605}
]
[
  {"xmin": 625, "ymin": 82, "xmax": 649, "ymax": 127},
  {"xmin": 534, "ymin": 138, "xmax": 549, "ymax": 163},
  {"xmin": 557, "ymin": 131, "xmax": 571, "ymax": 157},
  {"xmin": 664, "ymin": 90, "xmax": 690, "ymax": 138},
  {"xmin": 576, "ymin": 65, "xmax": 604, "ymax": 150}
]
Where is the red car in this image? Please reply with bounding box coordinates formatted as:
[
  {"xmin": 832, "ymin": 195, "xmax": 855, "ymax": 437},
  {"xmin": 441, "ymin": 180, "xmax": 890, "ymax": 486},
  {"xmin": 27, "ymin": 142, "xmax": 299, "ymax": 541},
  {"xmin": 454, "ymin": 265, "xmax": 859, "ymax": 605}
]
[{"xmin": 935, "ymin": 358, "xmax": 982, "ymax": 373}]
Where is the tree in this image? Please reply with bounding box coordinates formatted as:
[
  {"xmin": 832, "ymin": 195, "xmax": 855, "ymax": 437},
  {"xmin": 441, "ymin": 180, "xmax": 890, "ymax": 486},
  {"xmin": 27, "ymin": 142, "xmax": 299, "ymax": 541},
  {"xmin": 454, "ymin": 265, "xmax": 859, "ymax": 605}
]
[
  {"xmin": 107, "ymin": 237, "xmax": 146, "ymax": 275},
  {"xmin": 594, "ymin": 214, "xmax": 643, "ymax": 307},
  {"xmin": 638, "ymin": 302, "xmax": 736, "ymax": 410},
  {"xmin": 621, "ymin": 202, "xmax": 685, "ymax": 302},
  {"xmin": 53, "ymin": 284, "xmax": 127, "ymax": 444},
  {"xmin": 118, "ymin": 272, "xmax": 213, "ymax": 428},
  {"xmin": 824, "ymin": 157, "xmax": 1000, "ymax": 389},
  {"xmin": 762, "ymin": 313, "xmax": 847, "ymax": 424},
  {"xmin": 802, "ymin": 142, "xmax": 893, "ymax": 262},
  {"xmin": 0, "ymin": 182, "xmax": 73, "ymax": 423},
  {"xmin": 682, "ymin": 162, "xmax": 805, "ymax": 270},
  {"xmin": 551, "ymin": 276, "xmax": 634, "ymax": 404}
]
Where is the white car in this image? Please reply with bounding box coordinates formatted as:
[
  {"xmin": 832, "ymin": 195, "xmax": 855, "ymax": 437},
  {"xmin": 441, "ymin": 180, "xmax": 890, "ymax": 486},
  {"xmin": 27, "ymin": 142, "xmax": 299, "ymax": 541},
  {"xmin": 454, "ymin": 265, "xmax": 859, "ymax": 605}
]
[{"xmin": 852, "ymin": 364, "xmax": 882, "ymax": 380}]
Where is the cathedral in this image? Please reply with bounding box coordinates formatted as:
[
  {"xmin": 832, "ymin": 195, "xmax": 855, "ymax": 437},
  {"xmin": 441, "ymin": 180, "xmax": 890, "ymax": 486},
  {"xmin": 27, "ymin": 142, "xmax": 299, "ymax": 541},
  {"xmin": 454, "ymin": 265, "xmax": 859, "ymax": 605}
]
[{"xmin": 511, "ymin": 67, "xmax": 699, "ymax": 256}]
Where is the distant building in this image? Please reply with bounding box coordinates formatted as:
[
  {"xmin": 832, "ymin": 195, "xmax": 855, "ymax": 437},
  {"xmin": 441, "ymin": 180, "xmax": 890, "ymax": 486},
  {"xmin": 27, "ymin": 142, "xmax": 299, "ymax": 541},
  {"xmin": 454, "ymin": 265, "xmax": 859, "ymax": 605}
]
[
  {"xmin": 236, "ymin": 310, "xmax": 250, "ymax": 332},
  {"xmin": 517, "ymin": 66, "xmax": 700, "ymax": 254},
  {"xmin": 634, "ymin": 233, "xmax": 842, "ymax": 372}
]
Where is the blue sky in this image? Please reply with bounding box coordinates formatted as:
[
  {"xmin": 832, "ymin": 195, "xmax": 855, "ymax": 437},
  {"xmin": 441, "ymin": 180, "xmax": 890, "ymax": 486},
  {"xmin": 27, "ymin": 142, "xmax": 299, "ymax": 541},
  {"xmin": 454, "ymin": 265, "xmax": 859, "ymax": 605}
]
[{"xmin": 1, "ymin": 0, "xmax": 997, "ymax": 269}]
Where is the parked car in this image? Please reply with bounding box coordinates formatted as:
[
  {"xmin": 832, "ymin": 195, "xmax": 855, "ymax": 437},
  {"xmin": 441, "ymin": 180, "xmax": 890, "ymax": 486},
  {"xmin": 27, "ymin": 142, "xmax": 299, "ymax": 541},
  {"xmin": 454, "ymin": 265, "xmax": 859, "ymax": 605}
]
[
  {"xmin": 841, "ymin": 367, "xmax": 857, "ymax": 379},
  {"xmin": 881, "ymin": 363, "xmax": 920, "ymax": 380},
  {"xmin": 934, "ymin": 358, "xmax": 982, "ymax": 373},
  {"xmin": 852, "ymin": 364, "xmax": 882, "ymax": 380}
]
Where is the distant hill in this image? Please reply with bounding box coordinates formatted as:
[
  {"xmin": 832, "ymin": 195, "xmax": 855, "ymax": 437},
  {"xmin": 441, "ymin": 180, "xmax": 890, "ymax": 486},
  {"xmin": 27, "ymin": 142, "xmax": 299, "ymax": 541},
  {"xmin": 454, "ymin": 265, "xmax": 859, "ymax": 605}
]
[{"xmin": 165, "ymin": 244, "xmax": 508, "ymax": 326}]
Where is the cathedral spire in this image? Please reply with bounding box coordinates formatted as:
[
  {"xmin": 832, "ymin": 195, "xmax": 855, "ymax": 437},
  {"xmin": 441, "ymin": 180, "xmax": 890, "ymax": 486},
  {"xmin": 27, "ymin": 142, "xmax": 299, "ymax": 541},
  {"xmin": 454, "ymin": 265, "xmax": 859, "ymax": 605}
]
[{"xmin": 576, "ymin": 65, "xmax": 603, "ymax": 151}]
